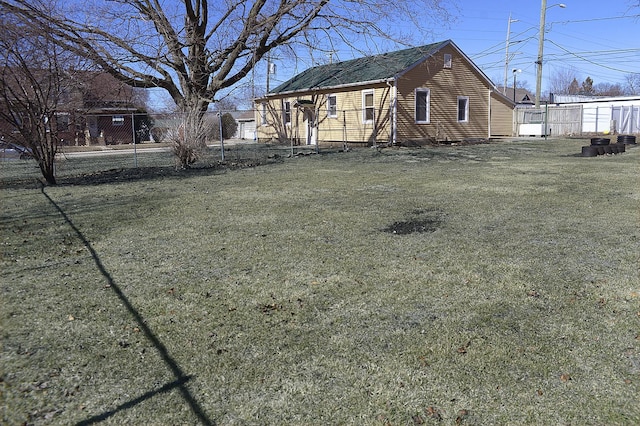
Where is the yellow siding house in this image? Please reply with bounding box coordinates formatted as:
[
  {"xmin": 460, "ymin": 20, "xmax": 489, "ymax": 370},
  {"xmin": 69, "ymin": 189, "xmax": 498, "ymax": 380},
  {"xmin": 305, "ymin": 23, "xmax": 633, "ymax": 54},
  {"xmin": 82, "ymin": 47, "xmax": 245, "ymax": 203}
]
[{"xmin": 255, "ymin": 40, "xmax": 514, "ymax": 146}]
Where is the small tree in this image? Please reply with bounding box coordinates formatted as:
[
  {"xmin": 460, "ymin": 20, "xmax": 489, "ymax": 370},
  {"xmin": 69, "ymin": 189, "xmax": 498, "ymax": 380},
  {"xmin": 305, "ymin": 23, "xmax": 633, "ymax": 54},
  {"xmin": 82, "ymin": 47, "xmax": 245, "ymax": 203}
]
[
  {"xmin": 581, "ymin": 77, "xmax": 594, "ymax": 95},
  {"xmin": 568, "ymin": 78, "xmax": 580, "ymax": 95},
  {"xmin": 0, "ymin": 11, "xmax": 76, "ymax": 185}
]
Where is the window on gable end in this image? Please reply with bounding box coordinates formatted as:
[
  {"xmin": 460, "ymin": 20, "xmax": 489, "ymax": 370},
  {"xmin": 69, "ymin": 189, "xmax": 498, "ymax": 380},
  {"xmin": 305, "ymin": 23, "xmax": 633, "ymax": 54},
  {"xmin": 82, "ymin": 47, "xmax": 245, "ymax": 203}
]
[{"xmin": 444, "ymin": 54, "xmax": 452, "ymax": 69}]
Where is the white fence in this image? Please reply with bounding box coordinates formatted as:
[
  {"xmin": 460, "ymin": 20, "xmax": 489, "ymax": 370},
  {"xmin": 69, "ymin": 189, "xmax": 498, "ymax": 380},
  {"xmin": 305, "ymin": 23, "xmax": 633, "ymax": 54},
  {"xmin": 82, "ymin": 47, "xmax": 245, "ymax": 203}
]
[{"xmin": 515, "ymin": 102, "xmax": 640, "ymax": 137}]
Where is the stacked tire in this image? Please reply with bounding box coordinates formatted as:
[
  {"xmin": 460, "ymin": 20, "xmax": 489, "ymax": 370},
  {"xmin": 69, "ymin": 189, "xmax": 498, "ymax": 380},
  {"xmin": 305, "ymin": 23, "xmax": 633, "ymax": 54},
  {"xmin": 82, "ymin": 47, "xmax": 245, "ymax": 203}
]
[
  {"xmin": 617, "ymin": 135, "xmax": 637, "ymax": 145},
  {"xmin": 581, "ymin": 137, "xmax": 628, "ymax": 157}
]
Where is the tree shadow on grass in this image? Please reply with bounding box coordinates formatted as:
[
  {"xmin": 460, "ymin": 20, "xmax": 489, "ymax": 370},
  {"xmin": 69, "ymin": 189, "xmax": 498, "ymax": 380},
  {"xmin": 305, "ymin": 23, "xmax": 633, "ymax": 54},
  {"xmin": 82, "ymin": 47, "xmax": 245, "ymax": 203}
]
[{"xmin": 40, "ymin": 186, "xmax": 215, "ymax": 426}]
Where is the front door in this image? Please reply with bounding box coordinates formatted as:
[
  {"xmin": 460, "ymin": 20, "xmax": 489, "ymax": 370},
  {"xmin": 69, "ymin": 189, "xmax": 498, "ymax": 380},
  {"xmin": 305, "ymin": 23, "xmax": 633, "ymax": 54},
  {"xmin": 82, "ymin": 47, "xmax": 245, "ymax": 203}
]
[{"xmin": 303, "ymin": 109, "xmax": 317, "ymax": 145}]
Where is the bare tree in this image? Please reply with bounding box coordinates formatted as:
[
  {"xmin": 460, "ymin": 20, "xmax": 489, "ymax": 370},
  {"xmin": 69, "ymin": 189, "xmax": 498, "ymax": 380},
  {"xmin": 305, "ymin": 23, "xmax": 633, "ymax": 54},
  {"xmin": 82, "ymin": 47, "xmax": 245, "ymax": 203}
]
[
  {"xmin": 624, "ymin": 73, "xmax": 640, "ymax": 95},
  {"xmin": 0, "ymin": 7, "xmax": 79, "ymax": 185},
  {"xmin": 0, "ymin": 0, "xmax": 454, "ymax": 168},
  {"xmin": 593, "ymin": 82, "xmax": 625, "ymax": 97},
  {"xmin": 547, "ymin": 67, "xmax": 580, "ymax": 95}
]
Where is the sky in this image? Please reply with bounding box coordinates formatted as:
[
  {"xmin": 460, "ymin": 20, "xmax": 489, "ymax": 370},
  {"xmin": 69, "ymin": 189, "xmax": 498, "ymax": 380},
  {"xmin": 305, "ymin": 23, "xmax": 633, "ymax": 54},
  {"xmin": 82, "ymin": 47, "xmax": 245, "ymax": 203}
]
[
  {"xmin": 428, "ymin": 0, "xmax": 639, "ymax": 93},
  {"xmin": 248, "ymin": 0, "xmax": 639, "ymax": 108},
  {"xmin": 147, "ymin": 0, "xmax": 639, "ymax": 110}
]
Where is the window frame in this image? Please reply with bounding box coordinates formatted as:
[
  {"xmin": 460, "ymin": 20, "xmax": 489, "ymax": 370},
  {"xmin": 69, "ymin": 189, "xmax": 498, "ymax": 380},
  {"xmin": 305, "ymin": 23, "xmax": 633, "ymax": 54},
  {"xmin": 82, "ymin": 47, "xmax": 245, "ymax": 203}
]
[
  {"xmin": 327, "ymin": 94, "xmax": 337, "ymax": 118},
  {"xmin": 283, "ymin": 100, "xmax": 291, "ymax": 125},
  {"xmin": 444, "ymin": 53, "xmax": 452, "ymax": 69},
  {"xmin": 112, "ymin": 115, "xmax": 125, "ymax": 126},
  {"xmin": 260, "ymin": 103, "xmax": 267, "ymax": 126},
  {"xmin": 415, "ymin": 88, "xmax": 430, "ymax": 124},
  {"xmin": 362, "ymin": 89, "xmax": 374, "ymax": 124},
  {"xmin": 457, "ymin": 96, "xmax": 469, "ymax": 123}
]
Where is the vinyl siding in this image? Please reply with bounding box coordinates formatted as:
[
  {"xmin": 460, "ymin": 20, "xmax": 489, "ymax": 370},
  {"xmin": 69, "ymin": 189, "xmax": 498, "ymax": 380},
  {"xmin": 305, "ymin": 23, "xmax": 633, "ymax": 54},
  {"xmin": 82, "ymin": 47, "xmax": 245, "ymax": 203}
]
[
  {"xmin": 256, "ymin": 85, "xmax": 392, "ymax": 145},
  {"xmin": 255, "ymin": 43, "xmax": 514, "ymax": 144},
  {"xmin": 395, "ymin": 44, "xmax": 490, "ymax": 142},
  {"xmin": 489, "ymin": 92, "xmax": 515, "ymax": 136}
]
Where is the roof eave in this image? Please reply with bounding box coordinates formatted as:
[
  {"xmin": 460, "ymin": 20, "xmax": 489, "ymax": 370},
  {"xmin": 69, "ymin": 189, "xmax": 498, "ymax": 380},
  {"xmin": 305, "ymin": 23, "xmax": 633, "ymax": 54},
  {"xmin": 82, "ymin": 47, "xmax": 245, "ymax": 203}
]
[{"xmin": 262, "ymin": 77, "xmax": 395, "ymax": 99}]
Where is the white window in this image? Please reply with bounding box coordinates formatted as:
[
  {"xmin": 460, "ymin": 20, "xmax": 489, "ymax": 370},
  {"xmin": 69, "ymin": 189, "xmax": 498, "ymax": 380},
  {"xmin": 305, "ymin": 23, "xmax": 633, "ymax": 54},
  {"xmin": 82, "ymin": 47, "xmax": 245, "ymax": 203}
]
[
  {"xmin": 444, "ymin": 54, "xmax": 452, "ymax": 69},
  {"xmin": 283, "ymin": 101, "xmax": 291, "ymax": 125},
  {"xmin": 457, "ymin": 96, "xmax": 469, "ymax": 122},
  {"xmin": 260, "ymin": 103, "xmax": 267, "ymax": 125},
  {"xmin": 415, "ymin": 88, "xmax": 430, "ymax": 123},
  {"xmin": 112, "ymin": 115, "xmax": 125, "ymax": 126},
  {"xmin": 362, "ymin": 90, "xmax": 374, "ymax": 123},
  {"xmin": 327, "ymin": 94, "xmax": 337, "ymax": 118}
]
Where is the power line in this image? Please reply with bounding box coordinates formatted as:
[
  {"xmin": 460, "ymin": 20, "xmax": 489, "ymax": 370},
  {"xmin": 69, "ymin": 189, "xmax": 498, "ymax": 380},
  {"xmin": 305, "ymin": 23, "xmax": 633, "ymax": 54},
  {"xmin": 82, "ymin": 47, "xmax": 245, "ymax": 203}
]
[{"xmin": 546, "ymin": 40, "xmax": 640, "ymax": 74}]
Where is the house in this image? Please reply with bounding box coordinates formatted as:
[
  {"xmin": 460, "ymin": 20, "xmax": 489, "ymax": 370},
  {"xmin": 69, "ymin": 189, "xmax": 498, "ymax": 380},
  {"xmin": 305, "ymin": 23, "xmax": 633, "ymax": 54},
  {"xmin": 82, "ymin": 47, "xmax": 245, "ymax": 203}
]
[
  {"xmin": 254, "ymin": 40, "xmax": 515, "ymax": 146},
  {"xmin": 56, "ymin": 72, "xmax": 150, "ymax": 146},
  {"xmin": 0, "ymin": 67, "xmax": 150, "ymax": 147},
  {"xmin": 496, "ymin": 86, "xmax": 535, "ymax": 107},
  {"xmin": 229, "ymin": 110, "xmax": 256, "ymax": 140}
]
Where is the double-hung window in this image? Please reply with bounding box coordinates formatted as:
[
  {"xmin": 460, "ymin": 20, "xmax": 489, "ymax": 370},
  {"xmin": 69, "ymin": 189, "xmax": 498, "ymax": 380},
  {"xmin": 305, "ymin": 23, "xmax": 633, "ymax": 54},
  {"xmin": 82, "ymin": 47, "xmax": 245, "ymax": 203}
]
[
  {"xmin": 327, "ymin": 94, "xmax": 337, "ymax": 118},
  {"xmin": 415, "ymin": 88, "xmax": 430, "ymax": 123},
  {"xmin": 260, "ymin": 103, "xmax": 267, "ymax": 126},
  {"xmin": 457, "ymin": 96, "xmax": 469, "ymax": 123},
  {"xmin": 283, "ymin": 101, "xmax": 291, "ymax": 125},
  {"xmin": 362, "ymin": 90, "xmax": 374, "ymax": 123}
]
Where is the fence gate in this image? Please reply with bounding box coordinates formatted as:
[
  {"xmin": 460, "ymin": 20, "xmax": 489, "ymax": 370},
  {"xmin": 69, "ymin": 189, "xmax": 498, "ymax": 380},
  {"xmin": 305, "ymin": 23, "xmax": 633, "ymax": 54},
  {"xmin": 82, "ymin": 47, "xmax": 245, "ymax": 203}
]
[
  {"xmin": 612, "ymin": 106, "xmax": 640, "ymax": 134},
  {"xmin": 546, "ymin": 105, "xmax": 582, "ymax": 136}
]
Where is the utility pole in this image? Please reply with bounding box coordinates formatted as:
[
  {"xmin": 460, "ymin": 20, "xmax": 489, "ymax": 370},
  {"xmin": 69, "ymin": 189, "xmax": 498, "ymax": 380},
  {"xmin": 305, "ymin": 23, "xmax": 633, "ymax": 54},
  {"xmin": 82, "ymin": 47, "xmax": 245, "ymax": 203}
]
[
  {"xmin": 266, "ymin": 54, "xmax": 276, "ymax": 94},
  {"xmin": 536, "ymin": 1, "xmax": 566, "ymax": 108},
  {"xmin": 266, "ymin": 54, "xmax": 270, "ymax": 94},
  {"xmin": 535, "ymin": 0, "xmax": 547, "ymax": 108},
  {"xmin": 503, "ymin": 13, "xmax": 518, "ymax": 96}
]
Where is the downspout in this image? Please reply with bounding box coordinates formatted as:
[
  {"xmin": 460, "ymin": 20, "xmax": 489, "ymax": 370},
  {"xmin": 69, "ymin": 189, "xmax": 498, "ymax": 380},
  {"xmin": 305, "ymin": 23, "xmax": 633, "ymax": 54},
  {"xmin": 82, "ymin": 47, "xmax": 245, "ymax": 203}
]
[
  {"xmin": 487, "ymin": 89, "xmax": 492, "ymax": 139},
  {"xmin": 386, "ymin": 79, "xmax": 397, "ymax": 145}
]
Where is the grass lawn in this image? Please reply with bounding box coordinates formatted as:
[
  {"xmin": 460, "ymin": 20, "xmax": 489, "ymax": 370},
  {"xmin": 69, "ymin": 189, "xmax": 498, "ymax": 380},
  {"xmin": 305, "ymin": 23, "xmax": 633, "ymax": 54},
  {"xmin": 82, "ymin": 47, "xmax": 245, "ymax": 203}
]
[{"xmin": 1, "ymin": 139, "xmax": 639, "ymax": 425}]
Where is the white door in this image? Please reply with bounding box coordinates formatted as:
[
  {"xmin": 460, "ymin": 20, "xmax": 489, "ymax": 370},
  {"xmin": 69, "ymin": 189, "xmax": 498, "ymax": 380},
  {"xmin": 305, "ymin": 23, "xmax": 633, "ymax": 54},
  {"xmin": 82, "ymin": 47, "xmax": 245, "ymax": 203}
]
[{"xmin": 304, "ymin": 109, "xmax": 317, "ymax": 145}]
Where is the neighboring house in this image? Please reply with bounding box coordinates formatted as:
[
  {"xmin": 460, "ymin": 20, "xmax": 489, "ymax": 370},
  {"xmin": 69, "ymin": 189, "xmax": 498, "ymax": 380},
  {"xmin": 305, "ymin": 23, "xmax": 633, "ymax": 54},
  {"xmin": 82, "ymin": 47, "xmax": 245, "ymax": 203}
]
[
  {"xmin": 229, "ymin": 110, "xmax": 256, "ymax": 140},
  {"xmin": 0, "ymin": 71, "xmax": 147, "ymax": 146},
  {"xmin": 55, "ymin": 72, "xmax": 149, "ymax": 146},
  {"xmin": 254, "ymin": 40, "xmax": 514, "ymax": 146},
  {"xmin": 496, "ymin": 86, "xmax": 535, "ymax": 107}
]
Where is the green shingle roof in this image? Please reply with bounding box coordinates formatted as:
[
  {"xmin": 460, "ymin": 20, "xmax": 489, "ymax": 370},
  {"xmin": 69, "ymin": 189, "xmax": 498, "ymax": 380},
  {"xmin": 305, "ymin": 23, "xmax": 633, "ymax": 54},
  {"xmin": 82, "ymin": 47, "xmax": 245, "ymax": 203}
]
[{"xmin": 270, "ymin": 40, "xmax": 449, "ymax": 94}]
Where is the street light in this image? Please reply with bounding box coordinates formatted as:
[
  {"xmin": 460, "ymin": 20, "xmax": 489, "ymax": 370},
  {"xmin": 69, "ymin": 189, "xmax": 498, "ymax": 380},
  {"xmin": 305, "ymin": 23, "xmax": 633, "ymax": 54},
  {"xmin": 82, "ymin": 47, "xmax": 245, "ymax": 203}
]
[
  {"xmin": 513, "ymin": 69, "xmax": 522, "ymax": 103},
  {"xmin": 535, "ymin": 1, "xmax": 566, "ymax": 108}
]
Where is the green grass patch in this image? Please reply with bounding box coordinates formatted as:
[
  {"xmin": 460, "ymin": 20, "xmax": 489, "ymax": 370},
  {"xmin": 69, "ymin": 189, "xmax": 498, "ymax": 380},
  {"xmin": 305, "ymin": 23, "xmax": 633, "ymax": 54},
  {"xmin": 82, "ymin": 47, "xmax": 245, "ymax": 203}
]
[{"xmin": 1, "ymin": 139, "xmax": 639, "ymax": 424}]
